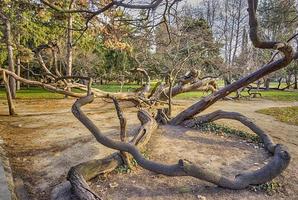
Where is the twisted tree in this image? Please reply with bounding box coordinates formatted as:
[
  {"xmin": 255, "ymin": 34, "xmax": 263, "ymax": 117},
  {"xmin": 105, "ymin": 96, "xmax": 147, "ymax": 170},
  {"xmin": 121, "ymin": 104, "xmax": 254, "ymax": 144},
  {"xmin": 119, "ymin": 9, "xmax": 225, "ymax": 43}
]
[
  {"xmin": 50, "ymin": 1, "xmax": 297, "ymax": 199},
  {"xmin": 1, "ymin": 0, "xmax": 297, "ymax": 199}
]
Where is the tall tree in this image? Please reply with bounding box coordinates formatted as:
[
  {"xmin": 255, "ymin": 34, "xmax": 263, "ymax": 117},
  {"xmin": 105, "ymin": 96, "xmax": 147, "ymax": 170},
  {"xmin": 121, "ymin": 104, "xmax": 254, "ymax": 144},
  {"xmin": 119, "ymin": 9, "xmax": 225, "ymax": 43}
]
[{"xmin": 0, "ymin": 6, "xmax": 16, "ymax": 98}]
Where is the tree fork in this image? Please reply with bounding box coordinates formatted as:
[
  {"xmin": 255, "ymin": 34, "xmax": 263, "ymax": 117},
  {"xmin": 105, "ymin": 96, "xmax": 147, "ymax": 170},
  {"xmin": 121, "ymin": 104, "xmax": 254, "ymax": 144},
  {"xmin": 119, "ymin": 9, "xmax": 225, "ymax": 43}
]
[
  {"xmin": 65, "ymin": 94, "xmax": 290, "ymax": 199},
  {"xmin": 65, "ymin": 96, "xmax": 158, "ymax": 199}
]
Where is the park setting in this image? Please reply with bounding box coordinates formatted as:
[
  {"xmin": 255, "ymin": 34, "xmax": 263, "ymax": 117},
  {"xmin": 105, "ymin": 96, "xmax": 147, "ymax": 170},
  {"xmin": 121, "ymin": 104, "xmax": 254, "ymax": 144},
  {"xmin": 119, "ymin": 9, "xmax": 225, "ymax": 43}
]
[{"xmin": 0, "ymin": 0, "xmax": 298, "ymax": 199}]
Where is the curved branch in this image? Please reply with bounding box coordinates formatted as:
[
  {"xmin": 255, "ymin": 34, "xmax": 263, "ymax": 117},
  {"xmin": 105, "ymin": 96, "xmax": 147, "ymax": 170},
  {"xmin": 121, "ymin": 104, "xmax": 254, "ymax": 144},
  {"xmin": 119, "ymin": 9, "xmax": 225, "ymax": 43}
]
[
  {"xmin": 131, "ymin": 67, "xmax": 151, "ymax": 94},
  {"xmin": 0, "ymin": 68, "xmax": 84, "ymax": 98},
  {"xmin": 182, "ymin": 110, "xmax": 275, "ymax": 152},
  {"xmin": 41, "ymin": 0, "xmax": 164, "ymax": 14},
  {"xmin": 111, "ymin": 97, "xmax": 127, "ymax": 141},
  {"xmin": 247, "ymin": 0, "xmax": 278, "ymax": 49},
  {"xmin": 71, "ymin": 95, "xmax": 290, "ymax": 193},
  {"xmin": 170, "ymin": 0, "xmax": 295, "ymax": 125},
  {"xmin": 0, "ymin": 67, "xmax": 143, "ymax": 105},
  {"xmin": 72, "ymin": 95, "xmax": 187, "ymax": 176}
]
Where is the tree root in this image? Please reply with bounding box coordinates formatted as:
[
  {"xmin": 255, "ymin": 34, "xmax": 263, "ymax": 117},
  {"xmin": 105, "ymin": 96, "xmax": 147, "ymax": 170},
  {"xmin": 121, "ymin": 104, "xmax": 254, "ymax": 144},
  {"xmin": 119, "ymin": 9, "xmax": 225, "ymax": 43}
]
[
  {"xmin": 181, "ymin": 110, "xmax": 290, "ymax": 189},
  {"xmin": 61, "ymin": 95, "xmax": 290, "ymax": 200},
  {"xmin": 64, "ymin": 95, "xmax": 157, "ymax": 199}
]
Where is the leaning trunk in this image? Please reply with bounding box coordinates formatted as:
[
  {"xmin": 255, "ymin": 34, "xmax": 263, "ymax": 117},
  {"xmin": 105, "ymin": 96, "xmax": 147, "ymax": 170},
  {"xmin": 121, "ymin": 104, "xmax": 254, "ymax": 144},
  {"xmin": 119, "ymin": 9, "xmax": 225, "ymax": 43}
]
[
  {"xmin": 2, "ymin": 71, "xmax": 16, "ymax": 115},
  {"xmin": 170, "ymin": 55, "xmax": 294, "ymax": 125}
]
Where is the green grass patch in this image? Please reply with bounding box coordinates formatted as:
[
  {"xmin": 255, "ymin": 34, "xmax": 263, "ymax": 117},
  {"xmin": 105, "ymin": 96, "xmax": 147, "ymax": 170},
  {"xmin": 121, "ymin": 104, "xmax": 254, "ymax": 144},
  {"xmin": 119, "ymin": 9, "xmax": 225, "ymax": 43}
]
[
  {"xmin": 196, "ymin": 122, "xmax": 260, "ymax": 143},
  {"xmin": 249, "ymin": 181, "xmax": 283, "ymax": 195},
  {"xmin": 256, "ymin": 106, "xmax": 298, "ymax": 126},
  {"xmin": 256, "ymin": 90, "xmax": 298, "ymax": 102},
  {"xmin": 174, "ymin": 91, "xmax": 209, "ymax": 100},
  {"xmin": 115, "ymin": 164, "xmax": 132, "ymax": 174},
  {"xmin": 93, "ymin": 84, "xmax": 142, "ymax": 93},
  {"xmin": 0, "ymin": 87, "xmax": 64, "ymax": 99},
  {"xmin": 175, "ymin": 88, "xmax": 298, "ymax": 101},
  {"xmin": 1, "ymin": 83, "xmax": 297, "ymax": 101}
]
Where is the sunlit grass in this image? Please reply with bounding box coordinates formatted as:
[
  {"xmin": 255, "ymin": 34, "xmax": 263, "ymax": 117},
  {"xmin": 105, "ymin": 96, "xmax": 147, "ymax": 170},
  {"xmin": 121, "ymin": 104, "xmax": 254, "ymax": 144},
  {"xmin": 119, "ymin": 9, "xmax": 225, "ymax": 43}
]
[
  {"xmin": 257, "ymin": 90, "xmax": 298, "ymax": 102},
  {"xmin": 174, "ymin": 91, "xmax": 208, "ymax": 99},
  {"xmin": 0, "ymin": 83, "xmax": 297, "ymax": 101},
  {"xmin": 93, "ymin": 84, "xmax": 142, "ymax": 92},
  {"xmin": 0, "ymin": 87, "xmax": 64, "ymax": 99},
  {"xmin": 256, "ymin": 106, "xmax": 298, "ymax": 126}
]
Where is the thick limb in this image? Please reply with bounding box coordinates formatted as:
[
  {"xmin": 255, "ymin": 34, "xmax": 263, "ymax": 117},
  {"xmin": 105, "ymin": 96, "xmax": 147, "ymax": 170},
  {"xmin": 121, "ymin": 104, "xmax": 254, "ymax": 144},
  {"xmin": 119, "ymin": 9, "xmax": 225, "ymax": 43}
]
[
  {"xmin": 67, "ymin": 95, "xmax": 158, "ymax": 199},
  {"xmin": 170, "ymin": 0, "xmax": 295, "ymax": 125},
  {"xmin": 70, "ymin": 95, "xmax": 290, "ymax": 196}
]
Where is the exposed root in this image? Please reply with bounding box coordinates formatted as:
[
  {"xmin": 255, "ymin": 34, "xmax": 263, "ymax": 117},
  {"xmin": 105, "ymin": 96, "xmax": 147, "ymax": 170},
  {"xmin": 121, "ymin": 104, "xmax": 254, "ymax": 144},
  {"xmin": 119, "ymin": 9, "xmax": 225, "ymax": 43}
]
[{"xmin": 62, "ymin": 95, "xmax": 290, "ymax": 200}]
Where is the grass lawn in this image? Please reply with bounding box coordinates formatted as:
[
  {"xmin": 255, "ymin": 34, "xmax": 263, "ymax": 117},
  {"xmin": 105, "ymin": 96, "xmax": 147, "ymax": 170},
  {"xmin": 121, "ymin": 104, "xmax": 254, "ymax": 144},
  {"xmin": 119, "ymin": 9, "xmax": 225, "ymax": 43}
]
[
  {"xmin": 175, "ymin": 89, "xmax": 298, "ymax": 101},
  {"xmin": 0, "ymin": 87, "xmax": 64, "ymax": 99},
  {"xmin": 0, "ymin": 84, "xmax": 297, "ymax": 101},
  {"xmin": 174, "ymin": 91, "xmax": 208, "ymax": 99},
  {"xmin": 256, "ymin": 90, "xmax": 298, "ymax": 102},
  {"xmin": 256, "ymin": 106, "xmax": 298, "ymax": 126},
  {"xmin": 93, "ymin": 84, "xmax": 142, "ymax": 93}
]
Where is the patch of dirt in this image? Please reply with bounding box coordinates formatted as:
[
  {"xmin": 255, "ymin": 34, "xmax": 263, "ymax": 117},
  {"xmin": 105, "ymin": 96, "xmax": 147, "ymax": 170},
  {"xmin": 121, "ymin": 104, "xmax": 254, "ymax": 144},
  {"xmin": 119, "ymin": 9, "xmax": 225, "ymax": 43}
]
[
  {"xmin": 91, "ymin": 125, "xmax": 279, "ymax": 200},
  {"xmin": 0, "ymin": 98, "xmax": 297, "ymax": 199},
  {"xmin": 0, "ymin": 98, "xmax": 139, "ymax": 199}
]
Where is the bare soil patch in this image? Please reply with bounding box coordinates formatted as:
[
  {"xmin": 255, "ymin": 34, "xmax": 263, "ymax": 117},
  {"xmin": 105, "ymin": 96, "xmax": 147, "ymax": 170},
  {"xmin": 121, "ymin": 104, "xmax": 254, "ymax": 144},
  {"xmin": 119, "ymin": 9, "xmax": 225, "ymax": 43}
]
[{"xmin": 0, "ymin": 98, "xmax": 297, "ymax": 199}]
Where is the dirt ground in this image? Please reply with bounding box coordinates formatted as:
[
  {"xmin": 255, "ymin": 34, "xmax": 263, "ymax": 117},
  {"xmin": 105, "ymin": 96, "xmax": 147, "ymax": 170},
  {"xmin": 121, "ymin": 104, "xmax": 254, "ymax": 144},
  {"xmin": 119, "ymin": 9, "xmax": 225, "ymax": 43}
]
[{"xmin": 0, "ymin": 98, "xmax": 297, "ymax": 200}]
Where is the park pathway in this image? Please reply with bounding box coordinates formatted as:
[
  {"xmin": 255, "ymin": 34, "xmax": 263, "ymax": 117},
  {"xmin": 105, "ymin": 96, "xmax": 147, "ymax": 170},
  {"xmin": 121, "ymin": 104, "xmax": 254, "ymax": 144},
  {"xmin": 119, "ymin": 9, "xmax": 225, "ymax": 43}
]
[{"xmin": 0, "ymin": 98, "xmax": 297, "ymax": 199}]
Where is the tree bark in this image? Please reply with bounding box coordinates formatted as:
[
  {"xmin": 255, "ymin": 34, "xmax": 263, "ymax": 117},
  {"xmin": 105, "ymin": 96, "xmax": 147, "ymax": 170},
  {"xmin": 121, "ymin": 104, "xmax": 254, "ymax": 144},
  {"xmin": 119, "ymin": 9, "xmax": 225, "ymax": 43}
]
[
  {"xmin": 168, "ymin": 75, "xmax": 173, "ymax": 117},
  {"xmin": 170, "ymin": 55, "xmax": 292, "ymax": 125},
  {"xmin": 0, "ymin": 12, "xmax": 16, "ymax": 98},
  {"xmin": 277, "ymin": 77, "xmax": 282, "ymax": 89},
  {"xmin": 66, "ymin": 97, "xmax": 158, "ymax": 199},
  {"xmin": 264, "ymin": 78, "xmax": 270, "ymax": 90},
  {"xmin": 16, "ymin": 57, "xmax": 21, "ymax": 90},
  {"xmin": 2, "ymin": 71, "xmax": 16, "ymax": 115},
  {"xmin": 66, "ymin": 1, "xmax": 74, "ymax": 78},
  {"xmin": 16, "ymin": 32, "xmax": 21, "ymax": 90},
  {"xmin": 294, "ymin": 69, "xmax": 297, "ymax": 89},
  {"xmin": 67, "ymin": 95, "xmax": 290, "ymax": 200},
  {"xmin": 65, "ymin": 0, "xmax": 74, "ymax": 96}
]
